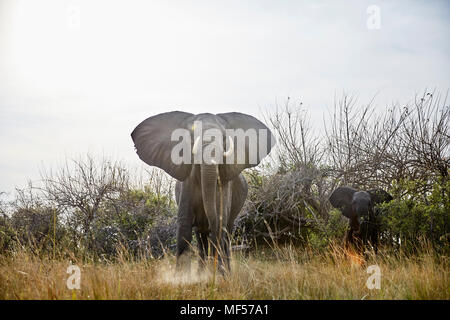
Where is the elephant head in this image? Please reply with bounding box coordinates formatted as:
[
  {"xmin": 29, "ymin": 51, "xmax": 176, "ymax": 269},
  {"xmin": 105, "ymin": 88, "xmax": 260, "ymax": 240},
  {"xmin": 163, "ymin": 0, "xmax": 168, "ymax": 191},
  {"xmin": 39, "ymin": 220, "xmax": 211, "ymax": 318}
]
[
  {"xmin": 329, "ymin": 186, "xmax": 393, "ymax": 251},
  {"xmin": 131, "ymin": 111, "xmax": 275, "ymax": 181},
  {"xmin": 131, "ymin": 111, "xmax": 275, "ymax": 273}
]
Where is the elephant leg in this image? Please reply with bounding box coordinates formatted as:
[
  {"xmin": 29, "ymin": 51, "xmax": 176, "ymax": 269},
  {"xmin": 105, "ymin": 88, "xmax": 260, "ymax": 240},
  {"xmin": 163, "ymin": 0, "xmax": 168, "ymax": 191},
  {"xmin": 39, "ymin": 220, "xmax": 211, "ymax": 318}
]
[
  {"xmin": 209, "ymin": 224, "xmax": 229, "ymax": 275},
  {"xmin": 217, "ymin": 182, "xmax": 235, "ymax": 275},
  {"xmin": 210, "ymin": 235, "xmax": 229, "ymax": 275},
  {"xmin": 176, "ymin": 223, "xmax": 192, "ymax": 274},
  {"xmin": 345, "ymin": 228, "xmax": 362, "ymax": 252},
  {"xmin": 345, "ymin": 228, "xmax": 354, "ymax": 249},
  {"xmin": 228, "ymin": 175, "xmax": 248, "ymax": 226},
  {"xmin": 220, "ymin": 231, "xmax": 232, "ymax": 273},
  {"xmin": 176, "ymin": 183, "xmax": 194, "ymax": 274},
  {"xmin": 354, "ymin": 234, "xmax": 364, "ymax": 254},
  {"xmin": 196, "ymin": 230, "xmax": 209, "ymax": 271},
  {"xmin": 220, "ymin": 174, "xmax": 248, "ymax": 274},
  {"xmin": 208, "ymin": 226, "xmax": 232, "ymax": 275},
  {"xmin": 369, "ymin": 227, "xmax": 379, "ymax": 254}
]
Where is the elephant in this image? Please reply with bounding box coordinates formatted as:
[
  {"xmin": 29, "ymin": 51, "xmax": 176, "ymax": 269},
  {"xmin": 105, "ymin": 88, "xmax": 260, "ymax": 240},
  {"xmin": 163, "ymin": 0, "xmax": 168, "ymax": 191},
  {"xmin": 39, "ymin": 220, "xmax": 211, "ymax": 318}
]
[
  {"xmin": 329, "ymin": 186, "xmax": 393, "ymax": 253},
  {"xmin": 131, "ymin": 111, "xmax": 275, "ymax": 274}
]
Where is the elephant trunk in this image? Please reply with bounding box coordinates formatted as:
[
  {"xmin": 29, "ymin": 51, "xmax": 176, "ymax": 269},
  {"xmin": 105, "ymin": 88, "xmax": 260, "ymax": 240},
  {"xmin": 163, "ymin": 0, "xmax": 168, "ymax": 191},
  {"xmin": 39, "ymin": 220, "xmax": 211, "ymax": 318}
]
[
  {"xmin": 350, "ymin": 216, "xmax": 361, "ymax": 233},
  {"xmin": 201, "ymin": 164, "xmax": 219, "ymax": 233}
]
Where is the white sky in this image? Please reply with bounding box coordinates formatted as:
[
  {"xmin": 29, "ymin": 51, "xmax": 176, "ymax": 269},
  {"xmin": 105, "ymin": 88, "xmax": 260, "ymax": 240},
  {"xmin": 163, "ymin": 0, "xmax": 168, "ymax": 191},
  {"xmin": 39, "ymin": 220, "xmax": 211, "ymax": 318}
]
[{"xmin": 1, "ymin": 0, "xmax": 449, "ymax": 195}]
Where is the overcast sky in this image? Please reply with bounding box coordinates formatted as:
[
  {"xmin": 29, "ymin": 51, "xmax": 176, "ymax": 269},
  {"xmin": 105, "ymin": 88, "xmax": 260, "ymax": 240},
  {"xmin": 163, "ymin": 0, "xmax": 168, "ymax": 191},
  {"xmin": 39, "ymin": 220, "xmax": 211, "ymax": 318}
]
[{"xmin": 0, "ymin": 0, "xmax": 449, "ymax": 195}]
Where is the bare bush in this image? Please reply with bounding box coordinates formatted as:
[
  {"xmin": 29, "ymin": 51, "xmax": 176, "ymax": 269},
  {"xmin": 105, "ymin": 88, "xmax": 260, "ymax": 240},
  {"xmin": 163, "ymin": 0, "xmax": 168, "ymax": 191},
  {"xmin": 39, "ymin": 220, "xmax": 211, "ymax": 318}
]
[
  {"xmin": 235, "ymin": 170, "xmax": 317, "ymax": 245},
  {"xmin": 398, "ymin": 91, "xmax": 449, "ymax": 181},
  {"xmin": 266, "ymin": 97, "xmax": 324, "ymax": 172},
  {"xmin": 39, "ymin": 155, "xmax": 130, "ymax": 248},
  {"xmin": 237, "ymin": 91, "xmax": 449, "ymax": 248},
  {"xmin": 325, "ymin": 90, "xmax": 449, "ymax": 190},
  {"xmin": 235, "ymin": 100, "xmax": 331, "ymax": 245}
]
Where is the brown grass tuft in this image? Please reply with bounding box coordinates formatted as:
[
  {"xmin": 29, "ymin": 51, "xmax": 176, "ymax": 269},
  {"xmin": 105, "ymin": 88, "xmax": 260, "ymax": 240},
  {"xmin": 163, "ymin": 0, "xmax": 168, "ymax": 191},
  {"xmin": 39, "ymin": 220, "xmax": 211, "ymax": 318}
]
[{"xmin": 0, "ymin": 244, "xmax": 447, "ymax": 300}]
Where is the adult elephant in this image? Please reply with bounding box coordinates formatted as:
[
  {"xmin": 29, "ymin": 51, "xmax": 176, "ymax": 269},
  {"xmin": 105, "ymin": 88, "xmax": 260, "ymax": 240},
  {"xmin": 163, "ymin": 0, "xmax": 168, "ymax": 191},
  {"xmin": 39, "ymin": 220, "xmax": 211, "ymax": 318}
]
[
  {"xmin": 131, "ymin": 111, "xmax": 275, "ymax": 273},
  {"xmin": 329, "ymin": 186, "xmax": 393, "ymax": 253}
]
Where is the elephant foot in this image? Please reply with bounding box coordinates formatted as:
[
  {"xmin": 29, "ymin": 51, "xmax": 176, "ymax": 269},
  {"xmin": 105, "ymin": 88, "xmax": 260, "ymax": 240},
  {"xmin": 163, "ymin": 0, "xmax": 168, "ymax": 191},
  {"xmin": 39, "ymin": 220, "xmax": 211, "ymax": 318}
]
[
  {"xmin": 214, "ymin": 254, "xmax": 231, "ymax": 277},
  {"xmin": 196, "ymin": 257, "xmax": 208, "ymax": 275},
  {"xmin": 176, "ymin": 251, "xmax": 192, "ymax": 276}
]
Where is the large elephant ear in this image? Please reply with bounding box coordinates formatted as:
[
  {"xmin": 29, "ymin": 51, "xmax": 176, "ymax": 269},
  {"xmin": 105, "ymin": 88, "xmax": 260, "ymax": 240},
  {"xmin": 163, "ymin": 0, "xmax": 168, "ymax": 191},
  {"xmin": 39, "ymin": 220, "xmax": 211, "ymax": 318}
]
[
  {"xmin": 131, "ymin": 111, "xmax": 194, "ymax": 181},
  {"xmin": 329, "ymin": 186, "xmax": 357, "ymax": 219},
  {"xmin": 216, "ymin": 112, "xmax": 276, "ymax": 181},
  {"xmin": 367, "ymin": 189, "xmax": 393, "ymax": 205}
]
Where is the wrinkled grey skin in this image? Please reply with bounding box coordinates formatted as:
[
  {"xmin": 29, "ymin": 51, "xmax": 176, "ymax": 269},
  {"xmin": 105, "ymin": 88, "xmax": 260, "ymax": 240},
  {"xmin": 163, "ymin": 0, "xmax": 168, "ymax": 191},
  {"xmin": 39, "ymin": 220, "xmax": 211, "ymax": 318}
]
[
  {"xmin": 329, "ymin": 186, "xmax": 393, "ymax": 252},
  {"xmin": 131, "ymin": 111, "xmax": 275, "ymax": 274},
  {"xmin": 174, "ymin": 170, "xmax": 248, "ymax": 272}
]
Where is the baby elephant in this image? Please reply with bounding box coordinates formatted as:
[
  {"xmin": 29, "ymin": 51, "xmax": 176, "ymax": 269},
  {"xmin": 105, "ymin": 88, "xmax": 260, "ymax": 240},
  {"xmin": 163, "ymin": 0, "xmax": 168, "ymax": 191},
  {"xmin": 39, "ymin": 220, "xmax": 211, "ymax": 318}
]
[{"xmin": 329, "ymin": 186, "xmax": 393, "ymax": 253}]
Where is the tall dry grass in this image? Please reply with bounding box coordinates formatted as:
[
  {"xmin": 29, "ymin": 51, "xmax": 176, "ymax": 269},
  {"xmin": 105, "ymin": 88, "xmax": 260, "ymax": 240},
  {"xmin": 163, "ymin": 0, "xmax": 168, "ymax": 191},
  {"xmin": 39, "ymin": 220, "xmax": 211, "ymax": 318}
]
[{"xmin": 0, "ymin": 243, "xmax": 448, "ymax": 300}]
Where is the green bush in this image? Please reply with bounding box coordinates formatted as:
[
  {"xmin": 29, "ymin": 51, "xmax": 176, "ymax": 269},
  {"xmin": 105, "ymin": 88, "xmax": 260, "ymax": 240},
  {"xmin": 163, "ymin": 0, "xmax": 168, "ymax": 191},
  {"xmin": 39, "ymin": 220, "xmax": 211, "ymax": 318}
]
[
  {"xmin": 379, "ymin": 178, "xmax": 449, "ymax": 252},
  {"xmin": 90, "ymin": 186, "xmax": 177, "ymax": 257},
  {"xmin": 0, "ymin": 181, "xmax": 177, "ymax": 259}
]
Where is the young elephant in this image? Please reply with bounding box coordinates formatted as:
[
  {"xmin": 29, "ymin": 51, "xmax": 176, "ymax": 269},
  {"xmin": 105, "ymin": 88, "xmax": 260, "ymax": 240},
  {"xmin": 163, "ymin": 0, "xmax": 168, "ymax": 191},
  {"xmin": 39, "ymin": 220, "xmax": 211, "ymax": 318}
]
[
  {"xmin": 131, "ymin": 111, "xmax": 275, "ymax": 274},
  {"xmin": 329, "ymin": 186, "xmax": 393, "ymax": 253}
]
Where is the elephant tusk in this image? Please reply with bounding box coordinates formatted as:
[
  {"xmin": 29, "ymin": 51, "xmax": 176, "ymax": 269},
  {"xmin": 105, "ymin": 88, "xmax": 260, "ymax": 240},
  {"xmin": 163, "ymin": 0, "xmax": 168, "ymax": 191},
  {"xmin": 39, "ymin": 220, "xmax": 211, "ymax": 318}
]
[
  {"xmin": 192, "ymin": 136, "xmax": 201, "ymax": 155},
  {"xmin": 223, "ymin": 136, "xmax": 234, "ymax": 157}
]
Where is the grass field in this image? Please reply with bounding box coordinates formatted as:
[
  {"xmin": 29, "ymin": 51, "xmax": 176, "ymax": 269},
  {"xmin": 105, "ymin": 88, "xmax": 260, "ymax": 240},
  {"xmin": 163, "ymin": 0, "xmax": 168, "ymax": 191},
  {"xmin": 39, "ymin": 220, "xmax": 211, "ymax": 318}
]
[{"xmin": 0, "ymin": 244, "xmax": 448, "ymax": 300}]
